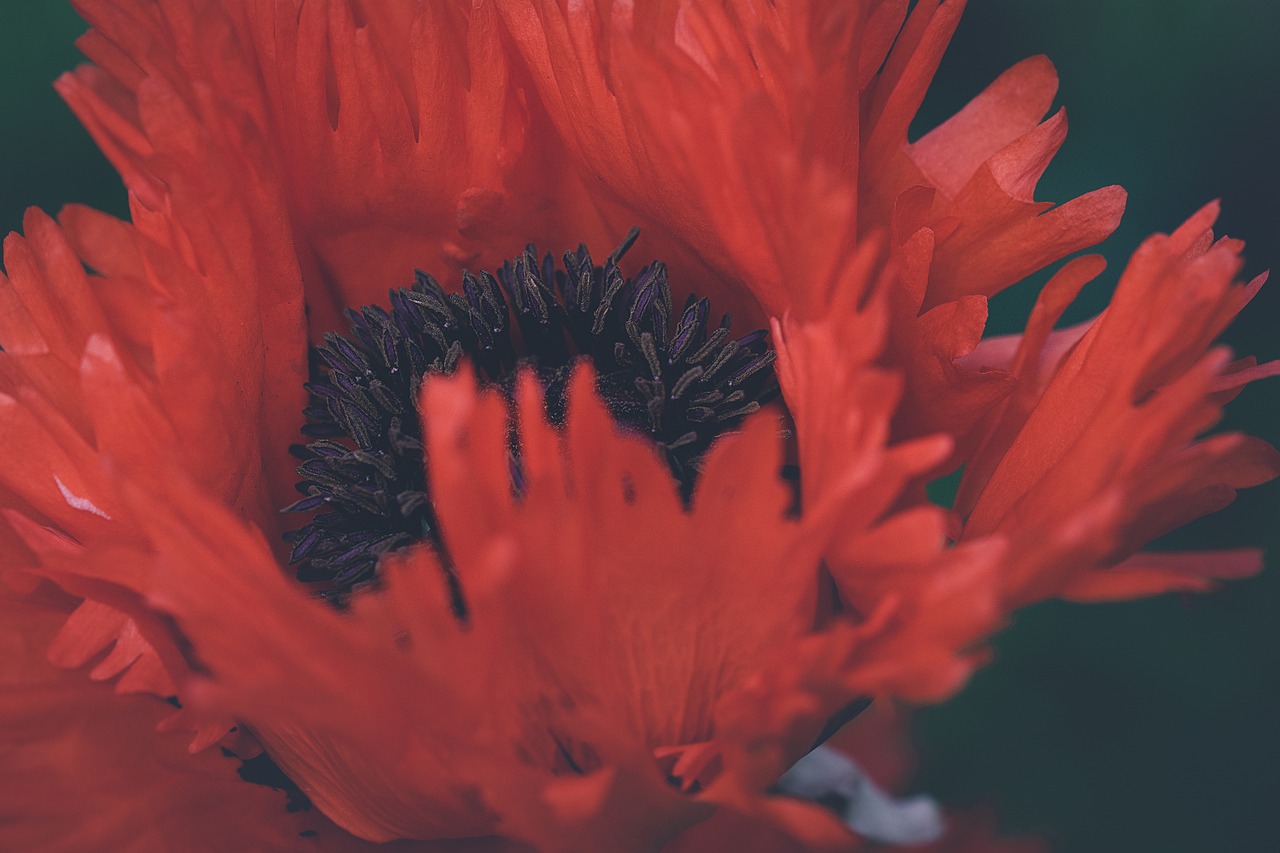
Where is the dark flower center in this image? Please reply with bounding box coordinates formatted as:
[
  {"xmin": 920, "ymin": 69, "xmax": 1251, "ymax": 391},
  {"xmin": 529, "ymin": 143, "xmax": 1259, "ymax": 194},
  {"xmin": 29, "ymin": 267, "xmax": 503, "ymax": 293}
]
[{"xmin": 283, "ymin": 230, "xmax": 779, "ymax": 602}]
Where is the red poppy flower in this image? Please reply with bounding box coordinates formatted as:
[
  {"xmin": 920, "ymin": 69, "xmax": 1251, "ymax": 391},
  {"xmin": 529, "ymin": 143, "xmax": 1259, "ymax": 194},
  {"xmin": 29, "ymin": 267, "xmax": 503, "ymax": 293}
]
[{"xmin": 1, "ymin": 1, "xmax": 1274, "ymax": 850}]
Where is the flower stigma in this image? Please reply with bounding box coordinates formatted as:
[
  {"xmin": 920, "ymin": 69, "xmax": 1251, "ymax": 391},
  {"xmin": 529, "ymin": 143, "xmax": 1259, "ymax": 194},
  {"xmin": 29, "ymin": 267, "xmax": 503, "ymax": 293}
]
[{"xmin": 284, "ymin": 230, "xmax": 780, "ymax": 604}]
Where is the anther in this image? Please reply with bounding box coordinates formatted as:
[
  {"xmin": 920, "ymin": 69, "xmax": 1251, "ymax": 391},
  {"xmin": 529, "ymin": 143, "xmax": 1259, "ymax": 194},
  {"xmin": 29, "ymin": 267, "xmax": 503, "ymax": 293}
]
[{"xmin": 285, "ymin": 232, "xmax": 780, "ymax": 601}]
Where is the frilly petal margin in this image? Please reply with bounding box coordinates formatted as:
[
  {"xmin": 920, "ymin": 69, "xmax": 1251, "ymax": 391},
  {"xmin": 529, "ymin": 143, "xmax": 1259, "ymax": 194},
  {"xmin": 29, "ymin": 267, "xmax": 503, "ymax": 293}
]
[
  {"xmin": 57, "ymin": 5, "xmax": 309, "ymax": 510},
  {"xmin": 0, "ymin": 583, "xmax": 493, "ymax": 852},
  {"xmin": 957, "ymin": 204, "xmax": 1280, "ymax": 606},
  {"xmin": 772, "ymin": 238, "xmax": 1005, "ymax": 702},
  {"xmin": 0, "ymin": 1, "xmax": 1273, "ymax": 850},
  {"xmin": 63, "ymin": 0, "xmax": 1129, "ymax": 461},
  {"xmin": 64, "ymin": 0, "xmax": 613, "ymax": 335},
  {"xmin": 494, "ymin": 0, "xmax": 1125, "ymax": 453},
  {"xmin": 495, "ymin": 0, "xmax": 874, "ymax": 324},
  {"xmin": 3, "ymin": 351, "xmax": 998, "ymax": 849},
  {"xmin": 0, "ymin": 203, "xmax": 305, "ymax": 727}
]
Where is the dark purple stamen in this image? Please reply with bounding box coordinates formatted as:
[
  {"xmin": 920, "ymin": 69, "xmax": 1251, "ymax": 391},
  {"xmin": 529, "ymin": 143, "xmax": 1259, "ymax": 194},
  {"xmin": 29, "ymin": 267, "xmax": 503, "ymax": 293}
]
[{"xmin": 284, "ymin": 229, "xmax": 778, "ymax": 603}]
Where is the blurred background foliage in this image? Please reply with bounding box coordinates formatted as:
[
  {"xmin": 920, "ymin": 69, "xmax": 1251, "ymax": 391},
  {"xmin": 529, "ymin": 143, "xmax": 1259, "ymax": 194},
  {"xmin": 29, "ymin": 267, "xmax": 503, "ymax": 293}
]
[{"xmin": 1, "ymin": 2, "xmax": 1277, "ymax": 851}]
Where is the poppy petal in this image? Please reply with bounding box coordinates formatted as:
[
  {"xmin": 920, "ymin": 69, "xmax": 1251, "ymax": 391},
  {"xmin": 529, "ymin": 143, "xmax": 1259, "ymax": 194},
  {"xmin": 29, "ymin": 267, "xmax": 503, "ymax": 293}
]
[
  {"xmin": 0, "ymin": 584, "xmax": 448, "ymax": 852},
  {"xmin": 959, "ymin": 206, "xmax": 1280, "ymax": 604}
]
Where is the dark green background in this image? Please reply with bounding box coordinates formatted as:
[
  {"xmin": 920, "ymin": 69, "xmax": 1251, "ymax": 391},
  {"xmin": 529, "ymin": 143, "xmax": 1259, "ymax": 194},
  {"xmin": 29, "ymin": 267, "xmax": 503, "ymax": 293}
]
[{"xmin": 2, "ymin": 3, "xmax": 1277, "ymax": 851}]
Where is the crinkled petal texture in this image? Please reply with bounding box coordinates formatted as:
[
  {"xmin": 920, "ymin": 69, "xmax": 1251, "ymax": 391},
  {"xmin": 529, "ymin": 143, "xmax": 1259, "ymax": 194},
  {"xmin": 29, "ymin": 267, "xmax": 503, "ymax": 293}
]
[
  {"xmin": 63, "ymin": 0, "xmax": 619, "ymax": 336},
  {"xmin": 0, "ymin": 199, "xmax": 308, "ymax": 742},
  {"xmin": 6, "ymin": 351, "xmax": 968, "ymax": 850},
  {"xmin": 6, "ymin": 0, "xmax": 312, "ymax": 737},
  {"xmin": 956, "ymin": 205, "xmax": 1280, "ymax": 606},
  {"xmin": 0, "ymin": 196, "xmax": 1013, "ymax": 845},
  {"xmin": 494, "ymin": 0, "xmax": 1125, "ymax": 450},
  {"xmin": 68, "ymin": 0, "xmax": 1124, "ymax": 438},
  {"xmin": 2, "ymin": 0, "xmax": 1277, "ymax": 851},
  {"xmin": 771, "ymin": 240, "xmax": 1004, "ymax": 701},
  {"xmin": 0, "ymin": 583, "xmax": 507, "ymax": 852}
]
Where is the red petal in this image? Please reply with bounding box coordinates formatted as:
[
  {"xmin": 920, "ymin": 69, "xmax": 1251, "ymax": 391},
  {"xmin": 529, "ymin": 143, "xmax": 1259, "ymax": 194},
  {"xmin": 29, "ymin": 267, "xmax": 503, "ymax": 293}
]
[
  {"xmin": 0, "ymin": 585, "xmax": 410, "ymax": 852},
  {"xmin": 1059, "ymin": 550, "xmax": 1263, "ymax": 602},
  {"xmin": 911, "ymin": 56, "xmax": 1060, "ymax": 198},
  {"xmin": 959, "ymin": 207, "xmax": 1280, "ymax": 604}
]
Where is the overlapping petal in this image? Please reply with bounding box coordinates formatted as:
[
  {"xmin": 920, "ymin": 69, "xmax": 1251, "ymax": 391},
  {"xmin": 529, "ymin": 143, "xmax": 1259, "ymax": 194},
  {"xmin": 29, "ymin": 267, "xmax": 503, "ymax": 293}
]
[
  {"xmin": 771, "ymin": 239, "xmax": 1004, "ymax": 702},
  {"xmin": 495, "ymin": 0, "xmax": 1126, "ymax": 454},
  {"xmin": 57, "ymin": 5, "xmax": 309, "ymax": 503},
  {"xmin": 0, "ymin": 0, "xmax": 1274, "ymax": 850},
  {"xmin": 62, "ymin": 0, "xmax": 617, "ymax": 336},
  {"xmin": 0, "ymin": 582, "xmax": 464, "ymax": 852},
  {"xmin": 0, "ymin": 203, "xmax": 298, "ymax": 717},
  {"xmin": 6, "ymin": 351, "xmax": 956, "ymax": 848},
  {"xmin": 956, "ymin": 204, "xmax": 1280, "ymax": 606}
]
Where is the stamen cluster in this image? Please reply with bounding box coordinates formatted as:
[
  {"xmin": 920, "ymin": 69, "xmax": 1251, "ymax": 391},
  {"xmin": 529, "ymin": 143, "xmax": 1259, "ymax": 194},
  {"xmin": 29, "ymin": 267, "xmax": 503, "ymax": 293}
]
[{"xmin": 285, "ymin": 233, "xmax": 778, "ymax": 599}]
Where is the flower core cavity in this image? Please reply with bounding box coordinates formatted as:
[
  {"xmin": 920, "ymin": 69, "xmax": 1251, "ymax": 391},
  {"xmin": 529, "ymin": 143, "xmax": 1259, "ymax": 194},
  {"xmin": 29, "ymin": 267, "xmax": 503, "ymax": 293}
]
[{"xmin": 284, "ymin": 231, "xmax": 779, "ymax": 600}]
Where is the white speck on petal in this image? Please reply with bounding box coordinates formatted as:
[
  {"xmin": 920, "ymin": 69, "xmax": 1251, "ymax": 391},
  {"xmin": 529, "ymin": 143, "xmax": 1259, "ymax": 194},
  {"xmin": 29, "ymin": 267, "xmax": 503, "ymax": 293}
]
[
  {"xmin": 54, "ymin": 476, "xmax": 111, "ymax": 520},
  {"xmin": 776, "ymin": 745, "xmax": 947, "ymax": 846}
]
